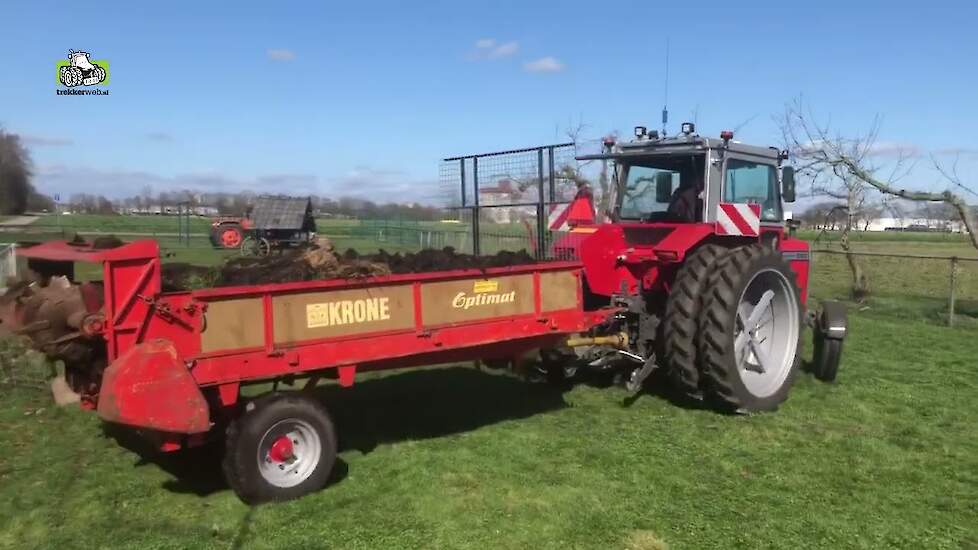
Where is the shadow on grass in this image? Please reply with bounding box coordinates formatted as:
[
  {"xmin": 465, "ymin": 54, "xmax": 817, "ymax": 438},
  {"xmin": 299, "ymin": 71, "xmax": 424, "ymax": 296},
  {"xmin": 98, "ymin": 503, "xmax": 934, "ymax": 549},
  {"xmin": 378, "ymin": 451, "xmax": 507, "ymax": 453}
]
[
  {"xmin": 316, "ymin": 366, "xmax": 569, "ymax": 454},
  {"xmin": 104, "ymin": 365, "xmax": 569, "ymax": 497}
]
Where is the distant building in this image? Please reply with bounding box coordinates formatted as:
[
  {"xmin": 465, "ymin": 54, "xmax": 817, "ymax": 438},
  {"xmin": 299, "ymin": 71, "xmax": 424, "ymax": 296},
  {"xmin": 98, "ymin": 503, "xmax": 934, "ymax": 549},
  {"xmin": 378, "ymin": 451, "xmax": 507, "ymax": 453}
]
[{"xmin": 479, "ymin": 179, "xmax": 535, "ymax": 223}]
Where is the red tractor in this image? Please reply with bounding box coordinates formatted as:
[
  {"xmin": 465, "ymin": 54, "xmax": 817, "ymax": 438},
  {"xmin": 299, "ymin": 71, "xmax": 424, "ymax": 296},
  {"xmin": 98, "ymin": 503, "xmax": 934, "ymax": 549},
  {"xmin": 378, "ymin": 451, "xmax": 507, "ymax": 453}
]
[
  {"xmin": 210, "ymin": 216, "xmax": 253, "ymax": 249},
  {"xmin": 548, "ymin": 123, "xmax": 846, "ymax": 412},
  {"xmin": 209, "ymin": 196, "xmax": 316, "ymax": 255}
]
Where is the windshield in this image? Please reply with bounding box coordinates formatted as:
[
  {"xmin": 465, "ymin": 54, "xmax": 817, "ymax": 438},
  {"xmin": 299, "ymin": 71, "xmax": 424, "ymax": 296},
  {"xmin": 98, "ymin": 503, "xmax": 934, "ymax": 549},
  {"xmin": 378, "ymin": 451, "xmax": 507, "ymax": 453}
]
[
  {"xmin": 723, "ymin": 159, "xmax": 783, "ymax": 222},
  {"xmin": 617, "ymin": 155, "xmax": 705, "ymax": 221}
]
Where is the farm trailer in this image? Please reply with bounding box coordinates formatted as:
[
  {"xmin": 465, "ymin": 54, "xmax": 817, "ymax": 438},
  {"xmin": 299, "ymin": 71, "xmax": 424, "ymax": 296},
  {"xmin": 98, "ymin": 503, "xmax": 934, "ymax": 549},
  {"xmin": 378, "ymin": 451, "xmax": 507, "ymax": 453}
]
[{"xmin": 15, "ymin": 239, "xmax": 611, "ymax": 503}]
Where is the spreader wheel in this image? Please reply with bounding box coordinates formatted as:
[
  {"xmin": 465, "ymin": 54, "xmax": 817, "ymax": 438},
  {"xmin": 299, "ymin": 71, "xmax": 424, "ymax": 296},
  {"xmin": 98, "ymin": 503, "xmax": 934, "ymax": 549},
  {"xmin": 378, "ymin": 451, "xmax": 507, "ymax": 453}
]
[
  {"xmin": 699, "ymin": 245, "xmax": 803, "ymax": 413},
  {"xmin": 223, "ymin": 393, "xmax": 337, "ymax": 504},
  {"xmin": 662, "ymin": 244, "xmax": 729, "ymax": 397}
]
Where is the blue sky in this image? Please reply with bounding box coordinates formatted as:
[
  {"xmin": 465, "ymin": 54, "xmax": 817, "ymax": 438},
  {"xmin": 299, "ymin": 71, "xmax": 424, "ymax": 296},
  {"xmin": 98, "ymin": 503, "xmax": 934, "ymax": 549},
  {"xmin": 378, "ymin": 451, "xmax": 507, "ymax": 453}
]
[{"xmin": 2, "ymin": 0, "xmax": 977, "ymax": 204}]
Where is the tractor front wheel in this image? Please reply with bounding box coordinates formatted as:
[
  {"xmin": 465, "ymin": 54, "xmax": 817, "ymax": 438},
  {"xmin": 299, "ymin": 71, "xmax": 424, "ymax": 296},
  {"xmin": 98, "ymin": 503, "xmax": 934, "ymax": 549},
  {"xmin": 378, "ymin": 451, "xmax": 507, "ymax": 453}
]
[
  {"xmin": 223, "ymin": 393, "xmax": 338, "ymax": 504},
  {"xmin": 699, "ymin": 245, "xmax": 803, "ymax": 413}
]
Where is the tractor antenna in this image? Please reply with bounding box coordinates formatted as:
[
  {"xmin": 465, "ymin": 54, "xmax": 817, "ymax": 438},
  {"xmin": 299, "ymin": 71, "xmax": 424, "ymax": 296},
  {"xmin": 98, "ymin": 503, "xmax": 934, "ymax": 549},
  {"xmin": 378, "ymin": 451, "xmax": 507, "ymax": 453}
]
[{"xmin": 661, "ymin": 38, "xmax": 670, "ymax": 136}]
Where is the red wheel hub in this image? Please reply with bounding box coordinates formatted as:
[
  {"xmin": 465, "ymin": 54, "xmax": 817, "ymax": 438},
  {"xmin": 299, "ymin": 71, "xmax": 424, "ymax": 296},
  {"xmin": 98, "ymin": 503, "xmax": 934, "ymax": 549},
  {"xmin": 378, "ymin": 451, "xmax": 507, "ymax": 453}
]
[
  {"xmin": 268, "ymin": 435, "xmax": 294, "ymax": 463},
  {"xmin": 221, "ymin": 228, "xmax": 242, "ymax": 248}
]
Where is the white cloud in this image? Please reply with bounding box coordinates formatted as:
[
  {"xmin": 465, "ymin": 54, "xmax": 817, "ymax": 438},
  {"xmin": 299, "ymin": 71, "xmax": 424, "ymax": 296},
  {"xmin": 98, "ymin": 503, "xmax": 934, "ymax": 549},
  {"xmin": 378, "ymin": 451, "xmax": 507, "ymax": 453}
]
[
  {"xmin": 469, "ymin": 39, "xmax": 519, "ymax": 60},
  {"xmin": 933, "ymin": 147, "xmax": 978, "ymax": 157},
  {"xmin": 865, "ymin": 141, "xmax": 920, "ymax": 158},
  {"xmin": 488, "ymin": 41, "xmax": 519, "ymax": 59},
  {"xmin": 266, "ymin": 48, "xmax": 296, "ymax": 61},
  {"xmin": 32, "ymin": 164, "xmax": 441, "ymax": 204},
  {"xmin": 523, "ymin": 56, "xmax": 565, "ymax": 73},
  {"xmin": 16, "ymin": 133, "xmax": 73, "ymax": 147}
]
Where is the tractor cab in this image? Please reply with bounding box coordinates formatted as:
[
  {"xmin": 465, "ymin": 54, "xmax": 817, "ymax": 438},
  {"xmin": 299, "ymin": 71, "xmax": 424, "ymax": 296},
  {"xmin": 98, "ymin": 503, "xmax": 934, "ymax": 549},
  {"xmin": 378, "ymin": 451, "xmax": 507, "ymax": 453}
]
[
  {"xmin": 583, "ymin": 123, "xmax": 796, "ymax": 228},
  {"xmin": 574, "ymin": 123, "xmax": 801, "ymax": 298}
]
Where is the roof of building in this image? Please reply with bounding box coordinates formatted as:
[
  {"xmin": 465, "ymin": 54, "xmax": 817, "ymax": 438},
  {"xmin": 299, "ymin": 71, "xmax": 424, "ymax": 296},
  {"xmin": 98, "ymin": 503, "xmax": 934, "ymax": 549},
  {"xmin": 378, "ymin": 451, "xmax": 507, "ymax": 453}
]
[{"xmin": 250, "ymin": 196, "xmax": 314, "ymax": 230}]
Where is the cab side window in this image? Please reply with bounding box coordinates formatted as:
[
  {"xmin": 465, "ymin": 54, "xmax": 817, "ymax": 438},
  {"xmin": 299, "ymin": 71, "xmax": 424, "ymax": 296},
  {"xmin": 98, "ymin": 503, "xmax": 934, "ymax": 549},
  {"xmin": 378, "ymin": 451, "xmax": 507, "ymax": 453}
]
[{"xmin": 724, "ymin": 159, "xmax": 782, "ymax": 222}]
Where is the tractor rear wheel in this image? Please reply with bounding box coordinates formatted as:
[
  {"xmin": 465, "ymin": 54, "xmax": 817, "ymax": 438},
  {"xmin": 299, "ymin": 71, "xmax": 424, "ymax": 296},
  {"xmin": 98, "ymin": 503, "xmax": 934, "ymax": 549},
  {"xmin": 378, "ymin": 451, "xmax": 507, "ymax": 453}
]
[
  {"xmin": 213, "ymin": 224, "xmax": 244, "ymax": 249},
  {"xmin": 662, "ymin": 244, "xmax": 729, "ymax": 397},
  {"xmin": 60, "ymin": 66, "xmax": 82, "ymax": 87},
  {"xmin": 223, "ymin": 393, "xmax": 337, "ymax": 504},
  {"xmin": 699, "ymin": 245, "xmax": 803, "ymax": 413}
]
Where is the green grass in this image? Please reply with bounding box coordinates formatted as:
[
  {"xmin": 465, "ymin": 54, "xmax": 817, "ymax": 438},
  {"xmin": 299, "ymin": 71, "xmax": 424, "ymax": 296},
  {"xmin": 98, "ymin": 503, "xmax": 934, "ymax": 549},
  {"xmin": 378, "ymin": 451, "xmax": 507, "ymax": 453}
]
[
  {"xmin": 29, "ymin": 213, "xmax": 213, "ymax": 234},
  {"xmin": 1, "ymin": 313, "xmax": 976, "ymax": 549}
]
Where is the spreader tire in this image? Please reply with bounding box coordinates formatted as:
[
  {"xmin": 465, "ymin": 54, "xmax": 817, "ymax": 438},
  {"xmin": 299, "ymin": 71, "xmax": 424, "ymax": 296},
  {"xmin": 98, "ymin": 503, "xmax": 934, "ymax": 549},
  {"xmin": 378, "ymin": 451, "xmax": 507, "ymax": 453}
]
[
  {"xmin": 663, "ymin": 244, "xmax": 729, "ymax": 396},
  {"xmin": 223, "ymin": 393, "xmax": 337, "ymax": 504},
  {"xmin": 699, "ymin": 245, "xmax": 803, "ymax": 413}
]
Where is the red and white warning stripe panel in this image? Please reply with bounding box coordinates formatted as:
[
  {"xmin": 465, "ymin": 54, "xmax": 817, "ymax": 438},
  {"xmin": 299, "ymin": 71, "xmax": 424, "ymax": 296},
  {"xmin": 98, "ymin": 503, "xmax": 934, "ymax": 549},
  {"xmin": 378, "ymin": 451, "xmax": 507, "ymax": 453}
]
[{"xmin": 716, "ymin": 203, "xmax": 760, "ymax": 237}]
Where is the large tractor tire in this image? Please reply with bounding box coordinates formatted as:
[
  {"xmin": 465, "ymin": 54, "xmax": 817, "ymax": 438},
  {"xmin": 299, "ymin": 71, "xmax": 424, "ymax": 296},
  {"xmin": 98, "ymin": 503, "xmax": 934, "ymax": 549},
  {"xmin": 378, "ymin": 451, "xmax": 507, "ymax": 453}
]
[
  {"xmin": 91, "ymin": 65, "xmax": 106, "ymax": 84},
  {"xmin": 699, "ymin": 245, "xmax": 803, "ymax": 413},
  {"xmin": 212, "ymin": 224, "xmax": 244, "ymax": 249},
  {"xmin": 223, "ymin": 393, "xmax": 338, "ymax": 504},
  {"xmin": 60, "ymin": 66, "xmax": 83, "ymax": 87},
  {"xmin": 662, "ymin": 244, "xmax": 729, "ymax": 396}
]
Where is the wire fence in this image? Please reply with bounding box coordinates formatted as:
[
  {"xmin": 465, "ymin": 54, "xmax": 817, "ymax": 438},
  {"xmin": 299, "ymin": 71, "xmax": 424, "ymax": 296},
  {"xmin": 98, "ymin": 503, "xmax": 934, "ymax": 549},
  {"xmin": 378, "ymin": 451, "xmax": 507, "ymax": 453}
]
[{"xmin": 809, "ymin": 249, "xmax": 978, "ymax": 327}]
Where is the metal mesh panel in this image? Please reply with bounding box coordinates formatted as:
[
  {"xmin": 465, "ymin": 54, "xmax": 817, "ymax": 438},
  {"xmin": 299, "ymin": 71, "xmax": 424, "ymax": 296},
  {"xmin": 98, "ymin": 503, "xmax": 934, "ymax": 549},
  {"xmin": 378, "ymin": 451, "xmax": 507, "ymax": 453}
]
[
  {"xmin": 440, "ymin": 144, "xmax": 579, "ymax": 209},
  {"xmin": 439, "ymin": 143, "xmax": 588, "ymax": 258}
]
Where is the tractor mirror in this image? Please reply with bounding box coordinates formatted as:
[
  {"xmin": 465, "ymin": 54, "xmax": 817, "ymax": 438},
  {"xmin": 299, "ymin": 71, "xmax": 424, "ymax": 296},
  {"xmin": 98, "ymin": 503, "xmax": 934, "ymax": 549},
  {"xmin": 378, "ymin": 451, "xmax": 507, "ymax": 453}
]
[
  {"xmin": 655, "ymin": 173, "xmax": 674, "ymax": 203},
  {"xmin": 782, "ymin": 166, "xmax": 796, "ymax": 203}
]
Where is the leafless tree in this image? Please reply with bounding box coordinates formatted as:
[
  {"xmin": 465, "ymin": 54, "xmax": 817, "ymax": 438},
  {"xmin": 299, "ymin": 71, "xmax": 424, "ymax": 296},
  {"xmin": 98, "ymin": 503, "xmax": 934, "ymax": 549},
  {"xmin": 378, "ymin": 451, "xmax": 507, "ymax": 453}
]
[
  {"xmin": 0, "ymin": 129, "xmax": 33, "ymax": 215},
  {"xmin": 781, "ymin": 100, "xmax": 887, "ymax": 300},
  {"xmin": 782, "ymin": 98, "xmax": 978, "ymax": 251}
]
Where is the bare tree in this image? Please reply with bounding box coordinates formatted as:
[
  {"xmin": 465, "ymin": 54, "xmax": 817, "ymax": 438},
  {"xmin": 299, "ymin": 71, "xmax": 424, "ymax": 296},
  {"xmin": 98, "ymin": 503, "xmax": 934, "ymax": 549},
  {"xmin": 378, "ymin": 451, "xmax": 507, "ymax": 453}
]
[
  {"xmin": 0, "ymin": 129, "xmax": 33, "ymax": 215},
  {"xmin": 781, "ymin": 101, "xmax": 881, "ymax": 300},
  {"xmin": 782, "ymin": 98, "xmax": 978, "ymax": 251}
]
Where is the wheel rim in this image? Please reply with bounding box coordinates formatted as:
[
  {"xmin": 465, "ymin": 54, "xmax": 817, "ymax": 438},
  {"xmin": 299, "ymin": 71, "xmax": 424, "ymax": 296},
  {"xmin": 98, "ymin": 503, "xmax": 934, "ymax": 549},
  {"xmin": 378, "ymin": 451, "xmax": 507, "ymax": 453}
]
[
  {"xmin": 257, "ymin": 238, "xmax": 271, "ymax": 256},
  {"xmin": 734, "ymin": 268, "xmax": 799, "ymax": 398},
  {"xmin": 221, "ymin": 229, "xmax": 242, "ymax": 248},
  {"xmin": 257, "ymin": 419, "xmax": 322, "ymax": 488},
  {"xmin": 240, "ymin": 236, "xmax": 255, "ymax": 255}
]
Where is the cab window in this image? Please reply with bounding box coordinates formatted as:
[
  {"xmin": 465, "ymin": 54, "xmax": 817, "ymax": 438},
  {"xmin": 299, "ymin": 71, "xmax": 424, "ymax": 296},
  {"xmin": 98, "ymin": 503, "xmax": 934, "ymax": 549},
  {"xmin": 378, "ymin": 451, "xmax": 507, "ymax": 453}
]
[{"xmin": 724, "ymin": 159, "xmax": 782, "ymax": 222}]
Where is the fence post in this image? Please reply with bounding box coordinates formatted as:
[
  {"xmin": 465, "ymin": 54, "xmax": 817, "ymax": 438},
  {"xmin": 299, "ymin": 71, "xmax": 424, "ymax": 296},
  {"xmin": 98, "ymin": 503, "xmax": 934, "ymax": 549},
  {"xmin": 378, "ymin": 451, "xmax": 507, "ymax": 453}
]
[
  {"xmin": 948, "ymin": 256, "xmax": 958, "ymax": 327},
  {"xmin": 472, "ymin": 157, "xmax": 480, "ymax": 256},
  {"xmin": 536, "ymin": 148, "xmax": 547, "ymax": 259}
]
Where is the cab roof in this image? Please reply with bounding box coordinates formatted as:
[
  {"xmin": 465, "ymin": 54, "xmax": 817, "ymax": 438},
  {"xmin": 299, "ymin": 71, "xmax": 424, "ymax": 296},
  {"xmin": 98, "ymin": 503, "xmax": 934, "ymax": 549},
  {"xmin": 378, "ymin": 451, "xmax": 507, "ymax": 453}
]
[{"xmin": 578, "ymin": 134, "xmax": 782, "ymax": 162}]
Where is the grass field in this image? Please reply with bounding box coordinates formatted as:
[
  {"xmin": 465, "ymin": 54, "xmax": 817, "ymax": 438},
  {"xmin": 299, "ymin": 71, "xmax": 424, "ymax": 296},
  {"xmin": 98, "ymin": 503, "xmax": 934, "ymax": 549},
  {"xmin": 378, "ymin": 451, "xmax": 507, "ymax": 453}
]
[{"xmin": 1, "ymin": 313, "xmax": 976, "ymax": 549}]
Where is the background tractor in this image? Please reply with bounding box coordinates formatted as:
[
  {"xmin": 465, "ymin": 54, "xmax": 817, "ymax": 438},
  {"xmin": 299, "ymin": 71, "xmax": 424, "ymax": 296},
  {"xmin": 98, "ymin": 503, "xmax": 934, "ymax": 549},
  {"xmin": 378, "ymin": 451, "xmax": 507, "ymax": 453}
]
[
  {"xmin": 210, "ymin": 196, "xmax": 317, "ymax": 256},
  {"xmin": 551, "ymin": 123, "xmax": 846, "ymax": 412},
  {"xmin": 59, "ymin": 50, "xmax": 106, "ymax": 87}
]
